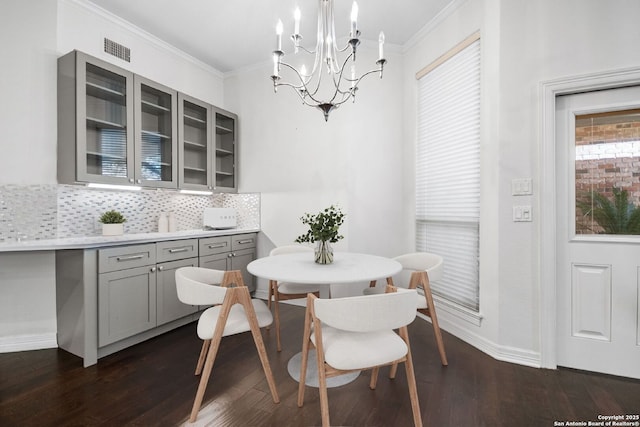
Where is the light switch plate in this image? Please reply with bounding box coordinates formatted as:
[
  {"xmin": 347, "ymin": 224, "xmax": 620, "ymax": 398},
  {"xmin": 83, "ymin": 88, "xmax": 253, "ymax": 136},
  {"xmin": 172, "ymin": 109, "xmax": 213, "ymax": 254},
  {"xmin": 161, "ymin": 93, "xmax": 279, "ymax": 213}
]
[
  {"xmin": 513, "ymin": 205, "xmax": 532, "ymax": 222},
  {"xmin": 512, "ymin": 178, "xmax": 533, "ymax": 196}
]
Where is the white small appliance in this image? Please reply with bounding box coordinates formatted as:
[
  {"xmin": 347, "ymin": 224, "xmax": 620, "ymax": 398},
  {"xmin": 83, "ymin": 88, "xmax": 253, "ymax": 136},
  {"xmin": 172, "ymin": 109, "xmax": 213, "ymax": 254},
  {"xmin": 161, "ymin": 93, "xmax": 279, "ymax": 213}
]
[{"xmin": 203, "ymin": 208, "xmax": 237, "ymax": 230}]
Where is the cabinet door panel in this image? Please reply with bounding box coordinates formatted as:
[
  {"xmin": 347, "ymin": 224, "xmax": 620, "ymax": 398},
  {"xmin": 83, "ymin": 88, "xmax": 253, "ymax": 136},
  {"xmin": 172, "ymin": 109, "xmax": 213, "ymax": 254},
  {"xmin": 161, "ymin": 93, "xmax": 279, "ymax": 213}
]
[
  {"xmin": 231, "ymin": 248, "xmax": 256, "ymax": 292},
  {"xmin": 213, "ymin": 107, "xmax": 238, "ymax": 192},
  {"xmin": 157, "ymin": 258, "xmax": 198, "ymax": 326},
  {"xmin": 98, "ymin": 266, "xmax": 156, "ymax": 347},
  {"xmin": 178, "ymin": 94, "xmax": 212, "ymax": 190},
  {"xmin": 134, "ymin": 76, "xmax": 178, "ymax": 188},
  {"xmin": 76, "ymin": 52, "xmax": 135, "ymax": 185}
]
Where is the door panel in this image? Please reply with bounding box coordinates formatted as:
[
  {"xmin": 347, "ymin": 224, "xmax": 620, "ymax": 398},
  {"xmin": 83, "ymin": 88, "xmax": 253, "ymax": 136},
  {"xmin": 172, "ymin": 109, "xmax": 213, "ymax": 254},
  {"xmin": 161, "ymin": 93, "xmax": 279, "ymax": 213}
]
[
  {"xmin": 571, "ymin": 263, "xmax": 611, "ymax": 341},
  {"xmin": 556, "ymin": 87, "xmax": 640, "ymax": 379}
]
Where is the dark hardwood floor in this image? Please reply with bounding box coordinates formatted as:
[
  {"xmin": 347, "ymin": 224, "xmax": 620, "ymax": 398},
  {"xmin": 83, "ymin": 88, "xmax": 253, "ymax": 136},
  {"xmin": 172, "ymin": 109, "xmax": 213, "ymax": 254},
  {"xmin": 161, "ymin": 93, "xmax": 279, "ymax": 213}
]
[{"xmin": 1, "ymin": 302, "xmax": 639, "ymax": 426}]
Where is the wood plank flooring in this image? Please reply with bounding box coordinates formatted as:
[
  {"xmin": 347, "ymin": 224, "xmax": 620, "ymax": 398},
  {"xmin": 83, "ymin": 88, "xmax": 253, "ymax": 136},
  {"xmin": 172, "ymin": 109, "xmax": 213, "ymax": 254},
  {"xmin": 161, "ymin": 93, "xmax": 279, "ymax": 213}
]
[{"xmin": 1, "ymin": 302, "xmax": 639, "ymax": 426}]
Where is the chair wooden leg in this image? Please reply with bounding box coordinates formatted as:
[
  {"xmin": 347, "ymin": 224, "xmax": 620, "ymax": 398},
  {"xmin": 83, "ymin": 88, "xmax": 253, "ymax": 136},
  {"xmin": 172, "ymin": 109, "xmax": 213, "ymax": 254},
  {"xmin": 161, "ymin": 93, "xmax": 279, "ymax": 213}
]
[
  {"xmin": 238, "ymin": 288, "xmax": 280, "ymax": 404},
  {"xmin": 314, "ymin": 325, "xmax": 330, "ymax": 427},
  {"xmin": 399, "ymin": 326, "xmax": 423, "ymax": 427},
  {"xmin": 189, "ymin": 295, "xmax": 232, "ymax": 423},
  {"xmin": 370, "ymin": 367, "xmax": 380, "ymax": 389},
  {"xmin": 297, "ymin": 295, "xmax": 315, "ymax": 407},
  {"xmin": 422, "ymin": 277, "xmax": 448, "ymax": 366},
  {"xmin": 389, "ymin": 362, "xmax": 399, "ymax": 379},
  {"xmin": 274, "ymin": 286, "xmax": 282, "ymax": 352},
  {"xmin": 195, "ymin": 339, "xmax": 210, "ymax": 375},
  {"xmin": 267, "ymin": 280, "xmax": 274, "ymax": 310}
]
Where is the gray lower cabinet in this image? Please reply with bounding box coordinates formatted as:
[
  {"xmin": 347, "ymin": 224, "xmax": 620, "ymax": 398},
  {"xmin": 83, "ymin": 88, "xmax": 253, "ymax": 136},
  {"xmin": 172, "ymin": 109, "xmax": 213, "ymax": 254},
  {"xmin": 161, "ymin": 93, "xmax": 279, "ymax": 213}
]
[
  {"xmin": 199, "ymin": 233, "xmax": 256, "ymax": 292},
  {"xmin": 56, "ymin": 233, "xmax": 256, "ymax": 367},
  {"xmin": 97, "ymin": 244, "xmax": 157, "ymax": 347}
]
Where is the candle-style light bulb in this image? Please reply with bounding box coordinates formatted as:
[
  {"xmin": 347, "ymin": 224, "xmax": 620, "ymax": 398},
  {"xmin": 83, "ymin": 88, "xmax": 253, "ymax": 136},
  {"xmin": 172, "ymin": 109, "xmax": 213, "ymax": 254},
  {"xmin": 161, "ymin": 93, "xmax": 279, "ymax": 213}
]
[
  {"xmin": 294, "ymin": 7, "xmax": 301, "ymax": 35},
  {"xmin": 276, "ymin": 19, "xmax": 283, "ymax": 51},
  {"xmin": 300, "ymin": 64, "xmax": 307, "ymax": 80},
  {"xmin": 350, "ymin": 2, "xmax": 358, "ymax": 38},
  {"xmin": 326, "ymin": 35, "xmax": 333, "ymax": 61},
  {"xmin": 378, "ymin": 31, "xmax": 385, "ymax": 60}
]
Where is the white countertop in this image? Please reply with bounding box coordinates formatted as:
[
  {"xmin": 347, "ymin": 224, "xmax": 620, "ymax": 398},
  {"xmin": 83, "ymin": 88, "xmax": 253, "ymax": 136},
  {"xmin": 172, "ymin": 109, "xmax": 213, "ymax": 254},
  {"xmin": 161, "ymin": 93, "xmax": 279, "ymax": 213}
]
[{"xmin": 0, "ymin": 228, "xmax": 260, "ymax": 252}]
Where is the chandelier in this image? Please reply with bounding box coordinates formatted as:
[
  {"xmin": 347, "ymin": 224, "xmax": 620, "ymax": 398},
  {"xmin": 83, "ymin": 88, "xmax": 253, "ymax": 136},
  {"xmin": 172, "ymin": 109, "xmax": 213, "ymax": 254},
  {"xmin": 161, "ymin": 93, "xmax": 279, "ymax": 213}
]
[{"xmin": 270, "ymin": 0, "xmax": 386, "ymax": 121}]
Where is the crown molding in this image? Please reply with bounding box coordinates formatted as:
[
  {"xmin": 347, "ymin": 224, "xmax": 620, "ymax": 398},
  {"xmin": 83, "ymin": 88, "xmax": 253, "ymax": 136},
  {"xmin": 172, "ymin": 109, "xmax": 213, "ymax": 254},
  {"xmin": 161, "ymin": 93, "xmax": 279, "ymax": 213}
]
[{"xmin": 403, "ymin": 0, "xmax": 469, "ymax": 53}]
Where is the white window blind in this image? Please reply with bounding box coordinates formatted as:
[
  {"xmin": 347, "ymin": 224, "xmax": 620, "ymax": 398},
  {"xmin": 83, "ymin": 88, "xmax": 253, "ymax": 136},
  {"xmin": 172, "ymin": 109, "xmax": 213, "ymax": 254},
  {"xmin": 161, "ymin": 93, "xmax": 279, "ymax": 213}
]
[{"xmin": 416, "ymin": 37, "xmax": 480, "ymax": 311}]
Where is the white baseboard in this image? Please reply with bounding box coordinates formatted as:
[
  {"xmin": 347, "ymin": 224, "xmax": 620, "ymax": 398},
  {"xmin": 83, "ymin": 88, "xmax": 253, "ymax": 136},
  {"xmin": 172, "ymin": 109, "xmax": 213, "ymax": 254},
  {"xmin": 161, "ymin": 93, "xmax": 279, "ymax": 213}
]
[
  {"xmin": 424, "ymin": 311, "xmax": 542, "ymax": 368},
  {"xmin": 0, "ymin": 333, "xmax": 58, "ymax": 353}
]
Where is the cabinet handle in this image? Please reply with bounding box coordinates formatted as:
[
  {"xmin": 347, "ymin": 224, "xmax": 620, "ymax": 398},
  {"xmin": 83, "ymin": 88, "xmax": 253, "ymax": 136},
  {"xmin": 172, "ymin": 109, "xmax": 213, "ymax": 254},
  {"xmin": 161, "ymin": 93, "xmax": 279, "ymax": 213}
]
[
  {"xmin": 227, "ymin": 253, "xmax": 233, "ymax": 258},
  {"xmin": 208, "ymin": 243, "xmax": 227, "ymax": 249},
  {"xmin": 168, "ymin": 247, "xmax": 189, "ymax": 253},
  {"xmin": 237, "ymin": 239, "xmax": 253, "ymax": 244},
  {"xmin": 116, "ymin": 254, "xmax": 145, "ymax": 262},
  {"xmin": 150, "ymin": 267, "xmax": 156, "ymax": 272},
  {"xmin": 158, "ymin": 265, "xmax": 164, "ymax": 271}
]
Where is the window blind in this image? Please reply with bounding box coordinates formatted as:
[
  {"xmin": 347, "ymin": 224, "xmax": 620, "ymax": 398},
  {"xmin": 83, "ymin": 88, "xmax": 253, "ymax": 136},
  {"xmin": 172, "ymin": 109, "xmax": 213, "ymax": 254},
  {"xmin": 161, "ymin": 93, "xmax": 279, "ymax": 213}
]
[{"xmin": 416, "ymin": 37, "xmax": 480, "ymax": 311}]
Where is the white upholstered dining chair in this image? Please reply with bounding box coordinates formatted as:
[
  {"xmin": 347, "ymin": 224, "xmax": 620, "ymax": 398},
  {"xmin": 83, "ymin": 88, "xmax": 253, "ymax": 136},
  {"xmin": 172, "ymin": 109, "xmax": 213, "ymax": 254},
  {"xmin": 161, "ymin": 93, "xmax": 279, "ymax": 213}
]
[
  {"xmin": 175, "ymin": 267, "xmax": 279, "ymax": 423},
  {"xmin": 297, "ymin": 286, "xmax": 423, "ymax": 427},
  {"xmin": 365, "ymin": 252, "xmax": 448, "ymax": 366},
  {"xmin": 267, "ymin": 245, "xmax": 325, "ymax": 351}
]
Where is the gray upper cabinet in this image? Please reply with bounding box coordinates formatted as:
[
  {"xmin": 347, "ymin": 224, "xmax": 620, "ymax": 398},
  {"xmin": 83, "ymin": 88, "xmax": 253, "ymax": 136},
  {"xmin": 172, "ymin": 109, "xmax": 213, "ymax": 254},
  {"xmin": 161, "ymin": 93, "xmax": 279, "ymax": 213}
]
[
  {"xmin": 58, "ymin": 50, "xmax": 135, "ymax": 185},
  {"xmin": 214, "ymin": 107, "xmax": 238, "ymax": 192},
  {"xmin": 178, "ymin": 93, "xmax": 213, "ymax": 191},
  {"xmin": 134, "ymin": 76, "xmax": 178, "ymax": 188},
  {"xmin": 59, "ymin": 50, "xmax": 238, "ymax": 193}
]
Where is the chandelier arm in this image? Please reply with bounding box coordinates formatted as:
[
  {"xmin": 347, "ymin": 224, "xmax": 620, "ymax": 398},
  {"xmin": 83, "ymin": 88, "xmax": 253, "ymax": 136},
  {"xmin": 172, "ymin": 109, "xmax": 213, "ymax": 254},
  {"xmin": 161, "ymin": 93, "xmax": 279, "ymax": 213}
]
[
  {"xmin": 296, "ymin": 45, "xmax": 316, "ymax": 55},
  {"xmin": 274, "ymin": 80, "xmax": 339, "ymax": 109},
  {"xmin": 279, "ymin": 61, "xmax": 310, "ymax": 89}
]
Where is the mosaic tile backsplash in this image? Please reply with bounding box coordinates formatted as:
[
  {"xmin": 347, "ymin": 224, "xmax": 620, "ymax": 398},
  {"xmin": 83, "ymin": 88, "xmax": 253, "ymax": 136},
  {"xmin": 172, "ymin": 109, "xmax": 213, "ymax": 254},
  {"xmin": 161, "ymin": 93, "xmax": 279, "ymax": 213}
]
[{"xmin": 0, "ymin": 184, "xmax": 260, "ymax": 242}]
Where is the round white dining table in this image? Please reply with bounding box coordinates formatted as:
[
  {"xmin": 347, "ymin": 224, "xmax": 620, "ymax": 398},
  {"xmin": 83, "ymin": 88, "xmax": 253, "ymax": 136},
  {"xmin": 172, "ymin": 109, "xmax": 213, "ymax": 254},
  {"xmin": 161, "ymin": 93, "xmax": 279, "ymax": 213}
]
[
  {"xmin": 247, "ymin": 251, "xmax": 402, "ymax": 387},
  {"xmin": 247, "ymin": 251, "xmax": 402, "ymax": 285}
]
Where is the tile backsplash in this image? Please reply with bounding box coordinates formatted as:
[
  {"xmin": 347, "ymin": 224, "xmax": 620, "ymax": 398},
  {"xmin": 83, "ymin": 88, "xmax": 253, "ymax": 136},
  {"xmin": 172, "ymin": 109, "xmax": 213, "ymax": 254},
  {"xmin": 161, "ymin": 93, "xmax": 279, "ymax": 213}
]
[{"xmin": 0, "ymin": 184, "xmax": 260, "ymax": 243}]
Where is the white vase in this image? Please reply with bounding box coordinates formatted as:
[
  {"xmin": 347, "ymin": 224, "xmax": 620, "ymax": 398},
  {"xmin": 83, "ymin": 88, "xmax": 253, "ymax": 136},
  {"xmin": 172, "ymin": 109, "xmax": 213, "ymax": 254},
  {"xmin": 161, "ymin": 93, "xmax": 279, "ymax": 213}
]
[{"xmin": 102, "ymin": 223, "xmax": 124, "ymax": 236}]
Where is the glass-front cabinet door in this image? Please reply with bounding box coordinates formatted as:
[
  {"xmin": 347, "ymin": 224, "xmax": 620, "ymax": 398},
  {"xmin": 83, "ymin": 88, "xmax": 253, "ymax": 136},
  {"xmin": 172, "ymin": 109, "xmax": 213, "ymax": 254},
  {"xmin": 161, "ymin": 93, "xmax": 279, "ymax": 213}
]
[
  {"xmin": 214, "ymin": 108, "xmax": 237, "ymax": 192},
  {"xmin": 178, "ymin": 94, "xmax": 212, "ymax": 190},
  {"xmin": 77, "ymin": 53, "xmax": 135, "ymax": 184},
  {"xmin": 134, "ymin": 76, "xmax": 178, "ymax": 188}
]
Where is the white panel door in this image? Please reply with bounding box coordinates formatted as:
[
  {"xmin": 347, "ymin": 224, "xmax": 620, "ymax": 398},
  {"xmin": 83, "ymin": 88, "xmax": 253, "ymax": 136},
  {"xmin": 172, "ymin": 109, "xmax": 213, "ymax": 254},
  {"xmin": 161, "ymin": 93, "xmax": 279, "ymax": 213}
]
[{"xmin": 556, "ymin": 87, "xmax": 640, "ymax": 379}]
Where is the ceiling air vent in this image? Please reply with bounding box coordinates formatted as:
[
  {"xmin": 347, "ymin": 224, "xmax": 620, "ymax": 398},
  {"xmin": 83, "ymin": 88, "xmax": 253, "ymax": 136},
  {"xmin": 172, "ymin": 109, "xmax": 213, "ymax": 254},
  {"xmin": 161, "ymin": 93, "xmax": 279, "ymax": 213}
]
[{"xmin": 103, "ymin": 38, "xmax": 130, "ymax": 62}]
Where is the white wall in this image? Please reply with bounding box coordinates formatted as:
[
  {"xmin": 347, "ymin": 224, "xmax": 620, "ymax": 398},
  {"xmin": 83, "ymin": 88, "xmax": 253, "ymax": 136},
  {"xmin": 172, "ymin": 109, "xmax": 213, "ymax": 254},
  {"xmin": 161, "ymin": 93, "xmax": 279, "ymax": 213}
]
[
  {"xmin": 224, "ymin": 44, "xmax": 408, "ymax": 297},
  {"xmin": 0, "ymin": 0, "xmax": 58, "ymax": 185}
]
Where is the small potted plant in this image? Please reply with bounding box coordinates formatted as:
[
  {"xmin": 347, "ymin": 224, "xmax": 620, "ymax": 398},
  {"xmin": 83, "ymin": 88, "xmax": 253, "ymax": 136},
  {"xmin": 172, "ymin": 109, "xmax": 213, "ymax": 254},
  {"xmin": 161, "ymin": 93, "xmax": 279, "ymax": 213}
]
[
  {"xmin": 295, "ymin": 205, "xmax": 345, "ymax": 264},
  {"xmin": 99, "ymin": 210, "xmax": 127, "ymax": 236}
]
